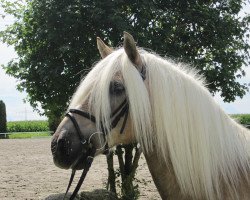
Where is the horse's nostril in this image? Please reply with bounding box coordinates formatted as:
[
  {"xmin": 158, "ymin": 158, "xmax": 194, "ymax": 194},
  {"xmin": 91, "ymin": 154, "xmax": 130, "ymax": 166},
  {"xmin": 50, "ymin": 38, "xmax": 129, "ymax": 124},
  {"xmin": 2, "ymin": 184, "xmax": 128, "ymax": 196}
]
[
  {"xmin": 58, "ymin": 138, "xmax": 72, "ymax": 154},
  {"xmin": 56, "ymin": 138, "xmax": 68, "ymax": 154},
  {"xmin": 58, "ymin": 138, "xmax": 65, "ymax": 147}
]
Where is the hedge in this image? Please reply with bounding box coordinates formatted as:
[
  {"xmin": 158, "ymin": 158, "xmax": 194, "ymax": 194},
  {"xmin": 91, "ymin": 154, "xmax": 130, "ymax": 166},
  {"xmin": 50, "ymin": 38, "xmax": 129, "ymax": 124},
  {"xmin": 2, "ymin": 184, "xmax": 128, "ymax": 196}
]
[
  {"xmin": 231, "ymin": 114, "xmax": 250, "ymax": 125},
  {"xmin": 7, "ymin": 120, "xmax": 49, "ymax": 132},
  {"xmin": 6, "ymin": 115, "xmax": 250, "ymax": 133}
]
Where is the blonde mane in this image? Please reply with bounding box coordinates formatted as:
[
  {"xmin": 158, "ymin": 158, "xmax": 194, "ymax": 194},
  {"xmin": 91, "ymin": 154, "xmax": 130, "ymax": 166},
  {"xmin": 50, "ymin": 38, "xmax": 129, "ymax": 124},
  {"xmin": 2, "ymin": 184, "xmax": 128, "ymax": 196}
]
[{"xmin": 69, "ymin": 48, "xmax": 250, "ymax": 200}]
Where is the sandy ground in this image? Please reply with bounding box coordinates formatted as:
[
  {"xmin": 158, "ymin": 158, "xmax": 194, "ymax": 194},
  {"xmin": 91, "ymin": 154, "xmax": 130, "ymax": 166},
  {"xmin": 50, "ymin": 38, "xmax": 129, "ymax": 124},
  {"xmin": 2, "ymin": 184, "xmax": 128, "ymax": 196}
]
[{"xmin": 0, "ymin": 138, "xmax": 160, "ymax": 200}]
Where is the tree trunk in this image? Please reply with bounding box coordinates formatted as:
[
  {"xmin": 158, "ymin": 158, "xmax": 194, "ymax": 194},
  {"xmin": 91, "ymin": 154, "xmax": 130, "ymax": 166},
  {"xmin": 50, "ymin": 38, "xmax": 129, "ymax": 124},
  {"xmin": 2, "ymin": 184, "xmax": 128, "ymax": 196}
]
[
  {"xmin": 106, "ymin": 152, "xmax": 117, "ymax": 194},
  {"xmin": 106, "ymin": 144, "xmax": 142, "ymax": 200}
]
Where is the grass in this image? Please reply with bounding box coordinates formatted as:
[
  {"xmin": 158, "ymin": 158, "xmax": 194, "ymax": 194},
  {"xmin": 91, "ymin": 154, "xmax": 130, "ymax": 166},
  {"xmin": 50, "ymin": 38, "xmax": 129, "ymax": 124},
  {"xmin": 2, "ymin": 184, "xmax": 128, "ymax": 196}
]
[{"xmin": 7, "ymin": 132, "xmax": 52, "ymax": 139}]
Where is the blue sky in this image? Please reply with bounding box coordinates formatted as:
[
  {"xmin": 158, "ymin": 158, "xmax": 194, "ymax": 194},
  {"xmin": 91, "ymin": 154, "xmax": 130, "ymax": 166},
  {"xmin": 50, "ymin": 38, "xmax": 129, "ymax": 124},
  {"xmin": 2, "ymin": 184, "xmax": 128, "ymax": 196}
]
[{"xmin": 0, "ymin": 4, "xmax": 250, "ymax": 121}]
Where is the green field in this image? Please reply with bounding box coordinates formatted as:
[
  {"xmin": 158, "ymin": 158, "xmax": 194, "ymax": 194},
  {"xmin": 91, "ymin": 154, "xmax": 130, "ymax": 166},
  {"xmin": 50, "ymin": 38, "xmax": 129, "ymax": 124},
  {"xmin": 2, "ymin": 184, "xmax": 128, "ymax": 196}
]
[
  {"xmin": 2, "ymin": 114, "xmax": 249, "ymax": 140},
  {"xmin": 0, "ymin": 120, "xmax": 51, "ymax": 139},
  {"xmin": 7, "ymin": 132, "xmax": 52, "ymax": 139}
]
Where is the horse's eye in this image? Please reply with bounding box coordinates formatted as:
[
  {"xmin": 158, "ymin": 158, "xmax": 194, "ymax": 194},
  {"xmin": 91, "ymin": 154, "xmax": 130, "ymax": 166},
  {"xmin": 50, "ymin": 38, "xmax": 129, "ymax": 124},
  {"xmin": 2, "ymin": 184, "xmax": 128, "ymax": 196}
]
[{"xmin": 109, "ymin": 81, "xmax": 125, "ymax": 95}]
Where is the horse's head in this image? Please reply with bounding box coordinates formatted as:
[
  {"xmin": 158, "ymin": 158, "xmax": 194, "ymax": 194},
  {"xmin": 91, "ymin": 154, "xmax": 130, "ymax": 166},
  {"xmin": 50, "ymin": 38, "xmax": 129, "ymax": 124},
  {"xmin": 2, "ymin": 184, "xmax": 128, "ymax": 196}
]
[{"xmin": 51, "ymin": 32, "xmax": 150, "ymax": 170}]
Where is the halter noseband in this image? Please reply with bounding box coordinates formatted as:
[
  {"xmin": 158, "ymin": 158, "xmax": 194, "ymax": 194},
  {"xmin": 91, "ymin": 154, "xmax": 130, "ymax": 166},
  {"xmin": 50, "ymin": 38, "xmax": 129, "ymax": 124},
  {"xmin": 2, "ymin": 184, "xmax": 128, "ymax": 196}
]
[{"xmin": 63, "ymin": 65, "xmax": 146, "ymax": 200}]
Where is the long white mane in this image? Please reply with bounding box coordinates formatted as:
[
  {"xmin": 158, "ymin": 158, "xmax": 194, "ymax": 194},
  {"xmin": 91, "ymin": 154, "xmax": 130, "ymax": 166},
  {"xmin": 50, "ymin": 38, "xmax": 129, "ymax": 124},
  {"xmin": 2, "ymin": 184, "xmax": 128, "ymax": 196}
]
[{"xmin": 69, "ymin": 48, "xmax": 250, "ymax": 200}]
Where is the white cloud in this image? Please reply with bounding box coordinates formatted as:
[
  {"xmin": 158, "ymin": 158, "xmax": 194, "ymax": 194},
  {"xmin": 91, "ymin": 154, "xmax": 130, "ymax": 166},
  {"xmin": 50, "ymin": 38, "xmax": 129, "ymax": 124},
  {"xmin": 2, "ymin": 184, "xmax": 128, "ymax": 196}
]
[
  {"xmin": 239, "ymin": 1, "xmax": 250, "ymax": 17},
  {"xmin": 0, "ymin": 9, "xmax": 46, "ymax": 121},
  {"xmin": 242, "ymin": 67, "xmax": 250, "ymax": 83},
  {"xmin": 0, "ymin": 44, "xmax": 46, "ymax": 121},
  {"xmin": 214, "ymin": 92, "xmax": 250, "ymax": 114}
]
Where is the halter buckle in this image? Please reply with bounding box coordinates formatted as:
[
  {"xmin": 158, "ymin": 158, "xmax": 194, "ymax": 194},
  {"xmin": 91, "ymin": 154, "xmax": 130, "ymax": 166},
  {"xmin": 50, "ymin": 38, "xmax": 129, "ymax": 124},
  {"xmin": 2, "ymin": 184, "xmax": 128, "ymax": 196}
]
[{"xmin": 80, "ymin": 140, "xmax": 87, "ymax": 145}]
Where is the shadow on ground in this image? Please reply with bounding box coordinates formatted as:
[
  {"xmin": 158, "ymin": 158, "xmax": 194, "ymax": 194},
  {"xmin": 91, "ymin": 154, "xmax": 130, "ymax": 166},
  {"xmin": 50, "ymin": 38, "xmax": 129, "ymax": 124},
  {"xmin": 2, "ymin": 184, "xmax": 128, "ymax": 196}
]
[{"xmin": 45, "ymin": 189, "xmax": 118, "ymax": 200}]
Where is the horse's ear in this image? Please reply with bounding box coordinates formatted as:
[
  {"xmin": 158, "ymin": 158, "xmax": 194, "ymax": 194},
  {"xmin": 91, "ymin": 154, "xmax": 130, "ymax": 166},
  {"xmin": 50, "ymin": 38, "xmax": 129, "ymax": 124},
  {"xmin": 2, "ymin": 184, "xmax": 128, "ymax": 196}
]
[
  {"xmin": 123, "ymin": 31, "xmax": 143, "ymax": 68},
  {"xmin": 97, "ymin": 37, "xmax": 113, "ymax": 58}
]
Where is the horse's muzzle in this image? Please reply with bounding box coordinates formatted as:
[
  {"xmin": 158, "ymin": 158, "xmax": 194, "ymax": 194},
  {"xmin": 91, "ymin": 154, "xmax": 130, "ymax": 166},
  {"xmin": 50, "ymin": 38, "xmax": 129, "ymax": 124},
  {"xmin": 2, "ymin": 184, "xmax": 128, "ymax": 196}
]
[
  {"xmin": 51, "ymin": 132, "xmax": 88, "ymax": 170},
  {"xmin": 51, "ymin": 137, "xmax": 71, "ymax": 169}
]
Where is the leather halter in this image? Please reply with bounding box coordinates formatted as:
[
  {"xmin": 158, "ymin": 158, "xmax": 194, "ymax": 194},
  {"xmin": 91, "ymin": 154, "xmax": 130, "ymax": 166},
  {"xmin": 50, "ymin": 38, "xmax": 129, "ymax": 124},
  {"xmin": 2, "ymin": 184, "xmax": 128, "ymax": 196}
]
[
  {"xmin": 67, "ymin": 98, "xmax": 129, "ymax": 136},
  {"xmin": 63, "ymin": 65, "xmax": 146, "ymax": 199},
  {"xmin": 63, "ymin": 99, "xmax": 129, "ymax": 200}
]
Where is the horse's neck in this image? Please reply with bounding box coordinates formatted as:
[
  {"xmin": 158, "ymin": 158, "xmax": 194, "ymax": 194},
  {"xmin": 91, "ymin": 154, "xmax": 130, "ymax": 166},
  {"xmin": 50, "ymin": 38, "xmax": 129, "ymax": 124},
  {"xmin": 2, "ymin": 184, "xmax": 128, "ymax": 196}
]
[
  {"xmin": 144, "ymin": 147, "xmax": 190, "ymax": 200},
  {"xmin": 144, "ymin": 144, "xmax": 250, "ymax": 200}
]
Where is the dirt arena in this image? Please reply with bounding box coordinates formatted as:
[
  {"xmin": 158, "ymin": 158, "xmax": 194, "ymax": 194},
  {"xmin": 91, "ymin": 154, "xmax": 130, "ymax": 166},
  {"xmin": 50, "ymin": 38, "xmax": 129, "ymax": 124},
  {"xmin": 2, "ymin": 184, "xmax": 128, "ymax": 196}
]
[{"xmin": 0, "ymin": 138, "xmax": 160, "ymax": 200}]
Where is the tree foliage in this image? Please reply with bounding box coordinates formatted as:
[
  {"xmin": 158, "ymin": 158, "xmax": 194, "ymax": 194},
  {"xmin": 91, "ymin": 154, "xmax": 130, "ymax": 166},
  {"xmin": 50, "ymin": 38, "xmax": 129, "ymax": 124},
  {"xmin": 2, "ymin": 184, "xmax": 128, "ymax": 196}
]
[
  {"xmin": 0, "ymin": 100, "xmax": 7, "ymax": 133},
  {"xmin": 1, "ymin": 0, "xmax": 250, "ymax": 121}
]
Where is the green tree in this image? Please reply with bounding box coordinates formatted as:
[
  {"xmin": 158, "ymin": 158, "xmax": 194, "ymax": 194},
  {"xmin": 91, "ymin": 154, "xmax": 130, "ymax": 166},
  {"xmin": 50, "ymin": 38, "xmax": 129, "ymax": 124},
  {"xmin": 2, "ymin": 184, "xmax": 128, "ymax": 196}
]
[
  {"xmin": 0, "ymin": 100, "xmax": 7, "ymax": 133},
  {"xmin": 1, "ymin": 0, "xmax": 250, "ymax": 198}
]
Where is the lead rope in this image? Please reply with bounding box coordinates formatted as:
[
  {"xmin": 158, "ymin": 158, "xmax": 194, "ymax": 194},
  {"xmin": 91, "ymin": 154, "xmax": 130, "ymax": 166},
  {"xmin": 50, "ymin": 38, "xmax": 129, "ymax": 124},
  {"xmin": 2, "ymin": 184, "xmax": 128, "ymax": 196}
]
[
  {"xmin": 63, "ymin": 148, "xmax": 96, "ymax": 200},
  {"xmin": 63, "ymin": 169, "xmax": 76, "ymax": 200}
]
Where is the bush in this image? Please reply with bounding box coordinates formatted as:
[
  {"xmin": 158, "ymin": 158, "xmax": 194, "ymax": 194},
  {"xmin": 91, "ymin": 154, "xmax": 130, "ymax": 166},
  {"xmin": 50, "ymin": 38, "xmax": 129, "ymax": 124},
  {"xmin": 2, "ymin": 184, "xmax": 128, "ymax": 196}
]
[
  {"xmin": 231, "ymin": 114, "xmax": 250, "ymax": 125},
  {"xmin": 7, "ymin": 120, "xmax": 49, "ymax": 132},
  {"xmin": 48, "ymin": 115, "xmax": 62, "ymax": 132},
  {"xmin": 0, "ymin": 100, "xmax": 7, "ymax": 133}
]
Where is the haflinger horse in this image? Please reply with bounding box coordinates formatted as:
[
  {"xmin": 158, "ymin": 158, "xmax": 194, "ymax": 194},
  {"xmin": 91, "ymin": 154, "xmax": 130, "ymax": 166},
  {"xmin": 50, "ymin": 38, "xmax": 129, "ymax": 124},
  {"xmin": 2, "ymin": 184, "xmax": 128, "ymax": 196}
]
[{"xmin": 51, "ymin": 32, "xmax": 250, "ymax": 200}]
